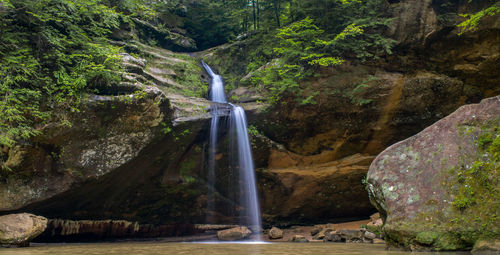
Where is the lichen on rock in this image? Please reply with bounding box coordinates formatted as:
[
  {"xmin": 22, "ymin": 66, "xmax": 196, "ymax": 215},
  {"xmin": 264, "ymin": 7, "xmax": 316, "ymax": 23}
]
[{"xmin": 367, "ymin": 96, "xmax": 500, "ymax": 251}]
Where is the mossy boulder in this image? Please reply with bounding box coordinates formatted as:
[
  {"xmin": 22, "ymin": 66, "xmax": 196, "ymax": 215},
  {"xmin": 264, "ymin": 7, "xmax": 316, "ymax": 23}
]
[{"xmin": 366, "ymin": 96, "xmax": 500, "ymax": 251}]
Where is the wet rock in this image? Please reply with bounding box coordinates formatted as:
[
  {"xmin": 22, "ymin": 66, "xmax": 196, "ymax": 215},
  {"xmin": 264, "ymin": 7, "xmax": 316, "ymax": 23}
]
[
  {"xmin": 312, "ymin": 224, "xmax": 335, "ymax": 240},
  {"xmin": 367, "ymin": 96, "xmax": 500, "ymax": 251},
  {"xmin": 292, "ymin": 235, "xmax": 308, "ymax": 243},
  {"xmin": 324, "ymin": 231, "xmax": 342, "ymax": 242},
  {"xmin": 472, "ymin": 239, "xmax": 500, "ymax": 255},
  {"xmin": 373, "ymin": 238, "xmax": 386, "ymax": 245},
  {"xmin": 217, "ymin": 226, "xmax": 252, "ymax": 241},
  {"xmin": 364, "ymin": 231, "xmax": 377, "ymax": 240},
  {"xmin": 0, "ymin": 213, "xmax": 47, "ymax": 247},
  {"xmin": 268, "ymin": 227, "xmax": 283, "ymax": 239},
  {"xmin": 338, "ymin": 229, "xmax": 364, "ymax": 242}
]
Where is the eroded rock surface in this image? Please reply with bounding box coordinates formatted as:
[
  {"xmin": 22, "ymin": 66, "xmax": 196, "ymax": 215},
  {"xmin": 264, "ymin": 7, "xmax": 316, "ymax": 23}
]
[{"xmin": 34, "ymin": 219, "xmax": 202, "ymax": 242}]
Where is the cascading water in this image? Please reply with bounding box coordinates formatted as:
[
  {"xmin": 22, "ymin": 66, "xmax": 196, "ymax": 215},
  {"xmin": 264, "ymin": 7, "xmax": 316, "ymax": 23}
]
[
  {"xmin": 203, "ymin": 61, "xmax": 226, "ymax": 223},
  {"xmin": 229, "ymin": 104, "xmax": 262, "ymax": 234},
  {"xmin": 202, "ymin": 61, "xmax": 262, "ymax": 240},
  {"xmin": 202, "ymin": 61, "xmax": 226, "ymax": 103}
]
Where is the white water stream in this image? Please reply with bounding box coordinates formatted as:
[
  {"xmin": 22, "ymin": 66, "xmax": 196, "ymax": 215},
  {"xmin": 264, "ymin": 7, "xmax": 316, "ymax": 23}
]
[{"xmin": 202, "ymin": 62, "xmax": 262, "ymax": 238}]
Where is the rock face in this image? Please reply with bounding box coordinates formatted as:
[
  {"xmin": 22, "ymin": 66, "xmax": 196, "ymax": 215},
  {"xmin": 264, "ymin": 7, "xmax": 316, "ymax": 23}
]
[
  {"xmin": 217, "ymin": 226, "xmax": 252, "ymax": 241},
  {"xmin": 34, "ymin": 219, "xmax": 201, "ymax": 242},
  {"xmin": 258, "ymin": 153, "xmax": 376, "ymax": 224},
  {"xmin": 367, "ymin": 96, "xmax": 500, "ymax": 251},
  {"xmin": 385, "ymin": 0, "xmax": 438, "ymax": 46},
  {"xmin": 0, "ymin": 213, "xmax": 47, "ymax": 247},
  {"xmin": 0, "ymin": 41, "xmax": 215, "ymax": 225}
]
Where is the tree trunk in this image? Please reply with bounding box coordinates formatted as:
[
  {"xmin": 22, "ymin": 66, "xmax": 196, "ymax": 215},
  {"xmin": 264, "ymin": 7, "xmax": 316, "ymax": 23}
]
[
  {"xmin": 252, "ymin": 0, "xmax": 256, "ymax": 30},
  {"xmin": 256, "ymin": 0, "xmax": 260, "ymax": 29},
  {"xmin": 274, "ymin": 0, "xmax": 281, "ymax": 27}
]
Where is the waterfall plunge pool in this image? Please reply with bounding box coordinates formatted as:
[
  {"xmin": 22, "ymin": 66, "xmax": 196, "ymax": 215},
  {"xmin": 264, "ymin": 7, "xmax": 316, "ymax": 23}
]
[{"xmin": 0, "ymin": 242, "xmax": 470, "ymax": 255}]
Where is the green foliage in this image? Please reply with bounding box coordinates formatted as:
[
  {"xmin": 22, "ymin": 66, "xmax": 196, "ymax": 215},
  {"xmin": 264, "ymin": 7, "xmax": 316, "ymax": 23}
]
[
  {"xmin": 347, "ymin": 75, "xmax": 376, "ymax": 106},
  {"xmin": 0, "ymin": 0, "xmax": 124, "ymax": 147},
  {"xmin": 204, "ymin": 0, "xmax": 396, "ymax": 105},
  {"xmin": 458, "ymin": 2, "xmax": 500, "ymax": 35},
  {"xmin": 246, "ymin": 16, "xmax": 369, "ymax": 104},
  {"xmin": 247, "ymin": 125, "xmax": 259, "ymax": 136}
]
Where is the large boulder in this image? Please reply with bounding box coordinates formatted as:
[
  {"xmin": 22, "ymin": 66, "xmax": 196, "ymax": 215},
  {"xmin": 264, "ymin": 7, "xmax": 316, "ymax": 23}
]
[
  {"xmin": 0, "ymin": 213, "xmax": 47, "ymax": 247},
  {"xmin": 367, "ymin": 96, "xmax": 500, "ymax": 251}
]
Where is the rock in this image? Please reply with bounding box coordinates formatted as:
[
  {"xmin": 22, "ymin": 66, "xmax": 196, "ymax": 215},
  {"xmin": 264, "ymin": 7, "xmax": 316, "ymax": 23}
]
[
  {"xmin": 370, "ymin": 212, "xmax": 380, "ymax": 222},
  {"xmin": 324, "ymin": 231, "xmax": 342, "ymax": 242},
  {"xmin": 259, "ymin": 153, "xmax": 376, "ymax": 224},
  {"xmin": 367, "ymin": 96, "xmax": 500, "ymax": 251},
  {"xmin": 228, "ymin": 87, "xmax": 264, "ymax": 103},
  {"xmin": 373, "ymin": 238, "xmax": 386, "ymax": 245},
  {"xmin": 312, "ymin": 225, "xmax": 335, "ymax": 240},
  {"xmin": 338, "ymin": 229, "xmax": 364, "ymax": 242},
  {"xmin": 310, "ymin": 226, "xmax": 322, "ymax": 236},
  {"xmin": 268, "ymin": 227, "xmax": 283, "ymax": 239},
  {"xmin": 364, "ymin": 231, "xmax": 377, "ymax": 240},
  {"xmin": 217, "ymin": 226, "xmax": 252, "ymax": 241},
  {"xmin": 385, "ymin": 0, "xmax": 438, "ymax": 46},
  {"xmin": 0, "ymin": 213, "xmax": 47, "ymax": 247},
  {"xmin": 121, "ymin": 53, "xmax": 146, "ymax": 68},
  {"xmin": 367, "ymin": 218, "xmax": 383, "ymax": 227},
  {"xmin": 472, "ymin": 240, "xmax": 500, "ymax": 255},
  {"xmin": 291, "ymin": 235, "xmax": 308, "ymax": 243}
]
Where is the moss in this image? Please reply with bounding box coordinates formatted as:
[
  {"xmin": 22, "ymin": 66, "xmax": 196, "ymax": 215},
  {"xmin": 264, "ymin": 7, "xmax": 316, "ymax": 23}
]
[
  {"xmin": 179, "ymin": 159, "xmax": 196, "ymax": 184},
  {"xmin": 434, "ymin": 232, "xmax": 468, "ymax": 251},
  {"xmin": 416, "ymin": 231, "xmax": 439, "ymax": 245}
]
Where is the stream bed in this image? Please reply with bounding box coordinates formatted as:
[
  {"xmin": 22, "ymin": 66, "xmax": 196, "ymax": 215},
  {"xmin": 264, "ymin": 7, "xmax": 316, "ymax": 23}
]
[{"xmin": 0, "ymin": 242, "xmax": 470, "ymax": 255}]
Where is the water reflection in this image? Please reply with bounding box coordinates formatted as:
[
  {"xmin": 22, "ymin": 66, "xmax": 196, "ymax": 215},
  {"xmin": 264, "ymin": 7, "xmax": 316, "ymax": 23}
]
[{"xmin": 0, "ymin": 242, "xmax": 470, "ymax": 255}]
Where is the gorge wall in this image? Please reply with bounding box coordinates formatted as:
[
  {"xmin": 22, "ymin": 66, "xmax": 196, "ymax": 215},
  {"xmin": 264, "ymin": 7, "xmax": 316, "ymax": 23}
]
[{"xmin": 0, "ymin": 0, "xmax": 498, "ymax": 233}]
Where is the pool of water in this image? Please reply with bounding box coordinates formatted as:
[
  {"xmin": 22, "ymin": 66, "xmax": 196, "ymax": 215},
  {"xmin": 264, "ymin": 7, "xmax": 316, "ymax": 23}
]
[{"xmin": 0, "ymin": 242, "xmax": 470, "ymax": 255}]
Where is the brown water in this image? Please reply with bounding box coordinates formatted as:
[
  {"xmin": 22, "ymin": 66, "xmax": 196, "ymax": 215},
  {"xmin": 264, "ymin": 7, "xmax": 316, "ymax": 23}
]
[{"xmin": 0, "ymin": 242, "xmax": 470, "ymax": 255}]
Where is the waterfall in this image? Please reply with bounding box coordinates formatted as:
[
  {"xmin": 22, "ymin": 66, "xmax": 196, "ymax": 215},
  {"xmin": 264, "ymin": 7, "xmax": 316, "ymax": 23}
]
[
  {"xmin": 203, "ymin": 61, "xmax": 225, "ymax": 223},
  {"xmin": 230, "ymin": 104, "xmax": 262, "ymax": 234},
  {"xmin": 202, "ymin": 61, "xmax": 262, "ymax": 239},
  {"xmin": 202, "ymin": 61, "xmax": 226, "ymax": 103}
]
